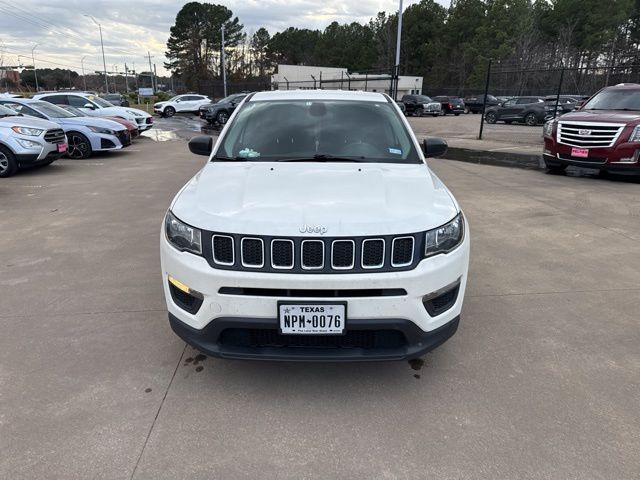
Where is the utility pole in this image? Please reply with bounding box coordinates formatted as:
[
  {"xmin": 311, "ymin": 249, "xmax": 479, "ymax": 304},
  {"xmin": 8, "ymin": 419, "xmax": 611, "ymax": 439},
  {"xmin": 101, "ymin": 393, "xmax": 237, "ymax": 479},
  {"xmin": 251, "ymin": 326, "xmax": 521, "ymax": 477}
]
[
  {"xmin": 145, "ymin": 51, "xmax": 154, "ymax": 92},
  {"xmin": 81, "ymin": 55, "xmax": 88, "ymax": 91},
  {"xmin": 124, "ymin": 62, "xmax": 129, "ymax": 93},
  {"xmin": 221, "ymin": 25, "xmax": 227, "ymax": 97},
  {"xmin": 84, "ymin": 15, "xmax": 109, "ymax": 93},
  {"xmin": 153, "ymin": 64, "xmax": 158, "ymax": 92},
  {"xmin": 31, "ymin": 44, "xmax": 39, "ymax": 92},
  {"xmin": 393, "ymin": 0, "xmax": 404, "ymax": 100}
]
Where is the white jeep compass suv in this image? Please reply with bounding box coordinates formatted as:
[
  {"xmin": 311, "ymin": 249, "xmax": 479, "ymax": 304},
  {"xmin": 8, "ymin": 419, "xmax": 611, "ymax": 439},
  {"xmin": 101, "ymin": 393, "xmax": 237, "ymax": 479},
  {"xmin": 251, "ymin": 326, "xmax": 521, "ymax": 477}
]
[{"xmin": 161, "ymin": 90, "xmax": 470, "ymax": 361}]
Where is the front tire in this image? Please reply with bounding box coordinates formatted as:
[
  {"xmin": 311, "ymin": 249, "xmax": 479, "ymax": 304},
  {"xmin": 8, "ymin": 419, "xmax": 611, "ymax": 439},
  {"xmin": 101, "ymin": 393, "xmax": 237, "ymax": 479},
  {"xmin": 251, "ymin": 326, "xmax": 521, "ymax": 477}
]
[
  {"xmin": 484, "ymin": 111, "xmax": 497, "ymax": 124},
  {"xmin": 414, "ymin": 107, "xmax": 424, "ymax": 117},
  {"xmin": 464, "ymin": 106, "xmax": 470, "ymax": 114},
  {"xmin": 0, "ymin": 146, "xmax": 18, "ymax": 177},
  {"xmin": 216, "ymin": 111, "xmax": 230, "ymax": 125},
  {"xmin": 67, "ymin": 132, "xmax": 93, "ymax": 159},
  {"xmin": 164, "ymin": 106, "xmax": 175, "ymax": 118},
  {"xmin": 525, "ymin": 113, "xmax": 538, "ymax": 126}
]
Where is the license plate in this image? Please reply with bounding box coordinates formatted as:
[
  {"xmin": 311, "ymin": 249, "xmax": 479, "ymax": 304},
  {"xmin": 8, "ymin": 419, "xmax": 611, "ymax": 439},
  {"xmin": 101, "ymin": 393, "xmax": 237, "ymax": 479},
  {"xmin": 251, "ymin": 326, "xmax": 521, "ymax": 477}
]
[
  {"xmin": 278, "ymin": 302, "xmax": 346, "ymax": 335},
  {"xmin": 571, "ymin": 147, "xmax": 588, "ymax": 158},
  {"xmin": 57, "ymin": 143, "xmax": 67, "ymax": 153}
]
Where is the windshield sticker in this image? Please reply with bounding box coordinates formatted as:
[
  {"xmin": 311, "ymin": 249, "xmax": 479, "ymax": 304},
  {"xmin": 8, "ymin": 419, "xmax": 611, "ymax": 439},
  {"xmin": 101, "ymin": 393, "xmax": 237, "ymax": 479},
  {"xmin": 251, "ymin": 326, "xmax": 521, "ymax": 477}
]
[
  {"xmin": 389, "ymin": 148, "xmax": 402, "ymax": 155},
  {"xmin": 238, "ymin": 148, "xmax": 261, "ymax": 158}
]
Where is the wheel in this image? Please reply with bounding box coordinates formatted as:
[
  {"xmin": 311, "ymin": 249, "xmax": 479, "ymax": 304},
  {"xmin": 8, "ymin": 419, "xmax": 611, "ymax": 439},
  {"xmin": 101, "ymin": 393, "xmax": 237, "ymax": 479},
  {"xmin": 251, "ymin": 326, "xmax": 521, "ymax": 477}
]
[
  {"xmin": 216, "ymin": 110, "xmax": 230, "ymax": 125},
  {"xmin": 525, "ymin": 113, "xmax": 538, "ymax": 126},
  {"xmin": 545, "ymin": 161, "xmax": 567, "ymax": 173},
  {"xmin": 0, "ymin": 145, "xmax": 18, "ymax": 177},
  {"xmin": 464, "ymin": 106, "xmax": 470, "ymax": 114},
  {"xmin": 414, "ymin": 107, "xmax": 423, "ymax": 117},
  {"xmin": 164, "ymin": 106, "xmax": 175, "ymax": 117},
  {"xmin": 66, "ymin": 132, "xmax": 93, "ymax": 159},
  {"xmin": 439, "ymin": 110, "xmax": 446, "ymax": 116},
  {"xmin": 484, "ymin": 111, "xmax": 497, "ymax": 124}
]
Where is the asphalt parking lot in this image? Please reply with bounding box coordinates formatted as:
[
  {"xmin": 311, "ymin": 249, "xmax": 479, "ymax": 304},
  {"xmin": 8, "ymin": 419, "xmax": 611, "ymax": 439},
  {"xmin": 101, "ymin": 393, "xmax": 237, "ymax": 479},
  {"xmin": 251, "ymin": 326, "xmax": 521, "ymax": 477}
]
[{"xmin": 1, "ymin": 122, "xmax": 639, "ymax": 479}]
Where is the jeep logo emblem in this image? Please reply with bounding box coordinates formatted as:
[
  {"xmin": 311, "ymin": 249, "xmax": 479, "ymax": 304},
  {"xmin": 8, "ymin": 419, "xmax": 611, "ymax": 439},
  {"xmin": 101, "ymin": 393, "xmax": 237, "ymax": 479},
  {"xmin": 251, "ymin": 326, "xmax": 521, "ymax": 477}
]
[
  {"xmin": 579, "ymin": 129, "xmax": 591, "ymax": 135},
  {"xmin": 299, "ymin": 224, "xmax": 328, "ymax": 234}
]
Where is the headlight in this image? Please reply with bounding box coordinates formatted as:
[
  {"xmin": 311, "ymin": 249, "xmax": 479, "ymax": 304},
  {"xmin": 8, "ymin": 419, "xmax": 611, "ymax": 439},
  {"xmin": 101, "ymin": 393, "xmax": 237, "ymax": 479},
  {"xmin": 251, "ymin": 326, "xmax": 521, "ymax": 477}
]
[
  {"xmin": 88, "ymin": 126, "xmax": 115, "ymax": 135},
  {"xmin": 543, "ymin": 120, "xmax": 556, "ymax": 138},
  {"xmin": 425, "ymin": 213, "xmax": 464, "ymax": 258},
  {"xmin": 629, "ymin": 125, "xmax": 640, "ymax": 142},
  {"xmin": 11, "ymin": 126, "xmax": 44, "ymax": 136},
  {"xmin": 126, "ymin": 110, "xmax": 142, "ymax": 117},
  {"xmin": 16, "ymin": 138, "xmax": 40, "ymax": 148},
  {"xmin": 165, "ymin": 211, "xmax": 202, "ymax": 255}
]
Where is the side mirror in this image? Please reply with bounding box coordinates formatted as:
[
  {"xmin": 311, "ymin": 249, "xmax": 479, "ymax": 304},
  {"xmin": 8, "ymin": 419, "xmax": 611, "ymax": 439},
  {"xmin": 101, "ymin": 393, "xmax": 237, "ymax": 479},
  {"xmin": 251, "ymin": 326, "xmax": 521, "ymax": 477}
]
[
  {"xmin": 574, "ymin": 100, "xmax": 585, "ymax": 110},
  {"xmin": 188, "ymin": 135, "xmax": 213, "ymax": 156},
  {"xmin": 83, "ymin": 103, "xmax": 95, "ymax": 110},
  {"xmin": 422, "ymin": 138, "xmax": 448, "ymax": 158}
]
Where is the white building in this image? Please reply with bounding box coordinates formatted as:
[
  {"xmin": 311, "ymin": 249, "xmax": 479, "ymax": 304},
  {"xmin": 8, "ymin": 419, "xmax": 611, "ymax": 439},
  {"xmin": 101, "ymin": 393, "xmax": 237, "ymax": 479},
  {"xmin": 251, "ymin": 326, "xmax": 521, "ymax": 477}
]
[{"xmin": 271, "ymin": 64, "xmax": 423, "ymax": 98}]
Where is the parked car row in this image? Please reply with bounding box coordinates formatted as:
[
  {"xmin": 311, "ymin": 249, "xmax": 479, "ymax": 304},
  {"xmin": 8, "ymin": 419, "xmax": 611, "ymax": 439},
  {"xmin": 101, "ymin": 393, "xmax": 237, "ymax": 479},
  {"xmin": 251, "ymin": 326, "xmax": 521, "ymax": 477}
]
[{"xmin": 0, "ymin": 91, "xmax": 152, "ymax": 177}]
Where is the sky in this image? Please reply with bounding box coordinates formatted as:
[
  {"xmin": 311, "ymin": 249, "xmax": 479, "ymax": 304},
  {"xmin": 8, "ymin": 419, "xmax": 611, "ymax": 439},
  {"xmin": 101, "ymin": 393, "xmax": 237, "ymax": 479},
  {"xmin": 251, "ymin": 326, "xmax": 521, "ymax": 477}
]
[{"xmin": 0, "ymin": 0, "xmax": 450, "ymax": 77}]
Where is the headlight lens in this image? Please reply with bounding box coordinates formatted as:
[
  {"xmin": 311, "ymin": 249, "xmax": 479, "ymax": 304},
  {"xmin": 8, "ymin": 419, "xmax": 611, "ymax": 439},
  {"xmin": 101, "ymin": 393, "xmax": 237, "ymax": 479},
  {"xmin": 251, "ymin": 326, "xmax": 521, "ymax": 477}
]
[
  {"xmin": 165, "ymin": 211, "xmax": 202, "ymax": 255},
  {"xmin": 543, "ymin": 120, "xmax": 556, "ymax": 138},
  {"xmin": 126, "ymin": 110, "xmax": 142, "ymax": 117},
  {"xmin": 629, "ymin": 125, "xmax": 640, "ymax": 142},
  {"xmin": 88, "ymin": 126, "xmax": 115, "ymax": 135},
  {"xmin": 11, "ymin": 126, "xmax": 44, "ymax": 136},
  {"xmin": 425, "ymin": 213, "xmax": 464, "ymax": 258}
]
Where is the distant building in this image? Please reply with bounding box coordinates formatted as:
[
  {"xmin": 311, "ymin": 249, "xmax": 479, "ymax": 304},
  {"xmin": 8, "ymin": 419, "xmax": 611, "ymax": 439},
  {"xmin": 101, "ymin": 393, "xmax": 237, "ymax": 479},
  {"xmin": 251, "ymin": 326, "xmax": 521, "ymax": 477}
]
[
  {"xmin": 271, "ymin": 65, "xmax": 423, "ymax": 98},
  {"xmin": 0, "ymin": 69, "xmax": 21, "ymax": 85}
]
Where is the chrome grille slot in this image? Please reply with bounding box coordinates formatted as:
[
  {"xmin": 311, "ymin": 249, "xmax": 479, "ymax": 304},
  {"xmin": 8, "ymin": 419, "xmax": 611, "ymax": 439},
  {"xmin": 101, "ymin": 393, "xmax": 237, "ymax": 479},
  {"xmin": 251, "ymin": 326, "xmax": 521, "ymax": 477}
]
[
  {"xmin": 331, "ymin": 240, "xmax": 355, "ymax": 269},
  {"xmin": 212, "ymin": 235, "xmax": 234, "ymax": 265},
  {"xmin": 362, "ymin": 239, "xmax": 384, "ymax": 268},
  {"xmin": 44, "ymin": 128, "xmax": 65, "ymax": 144},
  {"xmin": 392, "ymin": 236, "xmax": 414, "ymax": 267},
  {"xmin": 301, "ymin": 240, "xmax": 324, "ymax": 269},
  {"xmin": 271, "ymin": 239, "xmax": 294, "ymax": 269},
  {"xmin": 241, "ymin": 238, "xmax": 264, "ymax": 268},
  {"xmin": 558, "ymin": 122, "xmax": 624, "ymax": 148}
]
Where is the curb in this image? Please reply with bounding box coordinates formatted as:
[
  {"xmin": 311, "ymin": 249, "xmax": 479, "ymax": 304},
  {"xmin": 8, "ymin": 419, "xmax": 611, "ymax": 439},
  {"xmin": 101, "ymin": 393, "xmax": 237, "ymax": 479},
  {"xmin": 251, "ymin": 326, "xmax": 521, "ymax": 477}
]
[{"xmin": 445, "ymin": 146, "xmax": 544, "ymax": 170}]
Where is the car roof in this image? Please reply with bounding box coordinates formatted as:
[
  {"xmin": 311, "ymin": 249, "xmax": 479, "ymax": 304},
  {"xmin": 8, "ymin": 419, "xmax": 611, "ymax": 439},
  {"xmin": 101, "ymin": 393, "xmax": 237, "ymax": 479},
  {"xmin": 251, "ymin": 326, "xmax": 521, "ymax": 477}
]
[{"xmin": 249, "ymin": 89, "xmax": 389, "ymax": 103}]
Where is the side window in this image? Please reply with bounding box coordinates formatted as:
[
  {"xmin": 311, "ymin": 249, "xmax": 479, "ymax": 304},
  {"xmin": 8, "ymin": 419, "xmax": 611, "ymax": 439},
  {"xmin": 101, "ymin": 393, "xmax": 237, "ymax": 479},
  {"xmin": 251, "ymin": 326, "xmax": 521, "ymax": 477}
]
[
  {"xmin": 10, "ymin": 103, "xmax": 46, "ymax": 119},
  {"xmin": 516, "ymin": 98, "xmax": 532, "ymax": 105},
  {"xmin": 182, "ymin": 96, "xmax": 196, "ymax": 101},
  {"xmin": 68, "ymin": 95, "xmax": 91, "ymax": 108},
  {"xmin": 504, "ymin": 99, "xmax": 517, "ymax": 106},
  {"xmin": 44, "ymin": 95, "xmax": 68, "ymax": 105}
]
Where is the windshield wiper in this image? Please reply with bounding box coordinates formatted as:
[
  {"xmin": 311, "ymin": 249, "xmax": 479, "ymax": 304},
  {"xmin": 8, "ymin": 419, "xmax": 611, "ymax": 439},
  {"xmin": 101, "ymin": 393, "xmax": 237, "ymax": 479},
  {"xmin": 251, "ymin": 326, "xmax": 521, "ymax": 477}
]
[
  {"xmin": 278, "ymin": 154, "xmax": 364, "ymax": 163},
  {"xmin": 211, "ymin": 155, "xmax": 249, "ymax": 162}
]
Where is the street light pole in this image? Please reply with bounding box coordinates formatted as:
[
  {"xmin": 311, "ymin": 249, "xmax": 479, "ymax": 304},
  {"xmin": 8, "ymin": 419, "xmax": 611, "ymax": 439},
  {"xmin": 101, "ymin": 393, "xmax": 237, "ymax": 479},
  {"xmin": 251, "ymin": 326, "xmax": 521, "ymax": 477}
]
[
  {"xmin": 81, "ymin": 56, "xmax": 88, "ymax": 91},
  {"xmin": 221, "ymin": 24, "xmax": 227, "ymax": 98},
  {"xmin": 85, "ymin": 15, "xmax": 109, "ymax": 93},
  {"xmin": 31, "ymin": 44, "xmax": 39, "ymax": 92},
  {"xmin": 393, "ymin": 0, "xmax": 404, "ymax": 100}
]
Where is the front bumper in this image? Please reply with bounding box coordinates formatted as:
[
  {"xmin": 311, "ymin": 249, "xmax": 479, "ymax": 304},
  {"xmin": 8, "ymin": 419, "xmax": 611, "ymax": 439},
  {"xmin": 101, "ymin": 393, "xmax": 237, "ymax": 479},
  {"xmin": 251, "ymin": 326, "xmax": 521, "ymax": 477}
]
[
  {"xmin": 543, "ymin": 137, "xmax": 640, "ymax": 173},
  {"xmin": 160, "ymin": 221, "xmax": 470, "ymax": 361}
]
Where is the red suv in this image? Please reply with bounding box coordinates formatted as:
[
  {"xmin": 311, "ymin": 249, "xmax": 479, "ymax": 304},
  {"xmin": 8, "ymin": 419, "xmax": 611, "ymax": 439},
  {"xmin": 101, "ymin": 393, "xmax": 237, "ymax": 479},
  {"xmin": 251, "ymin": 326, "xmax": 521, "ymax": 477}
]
[{"xmin": 543, "ymin": 83, "xmax": 640, "ymax": 174}]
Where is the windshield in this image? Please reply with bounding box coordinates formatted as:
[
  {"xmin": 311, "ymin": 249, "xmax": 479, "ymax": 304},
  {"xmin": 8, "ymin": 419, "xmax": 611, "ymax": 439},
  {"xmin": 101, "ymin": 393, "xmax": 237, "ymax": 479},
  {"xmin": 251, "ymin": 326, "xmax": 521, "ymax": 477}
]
[
  {"xmin": 584, "ymin": 89, "xmax": 640, "ymax": 110},
  {"xmin": 216, "ymin": 99, "xmax": 420, "ymax": 163},
  {"xmin": 414, "ymin": 95, "xmax": 433, "ymax": 103},
  {"xmin": 86, "ymin": 95, "xmax": 113, "ymax": 108},
  {"xmin": 218, "ymin": 94, "xmax": 242, "ymax": 104},
  {"xmin": 104, "ymin": 95, "xmax": 120, "ymax": 100},
  {"xmin": 57, "ymin": 105, "xmax": 86, "ymax": 117},
  {"xmin": 0, "ymin": 104, "xmax": 18, "ymax": 117},
  {"xmin": 32, "ymin": 101, "xmax": 75, "ymax": 118}
]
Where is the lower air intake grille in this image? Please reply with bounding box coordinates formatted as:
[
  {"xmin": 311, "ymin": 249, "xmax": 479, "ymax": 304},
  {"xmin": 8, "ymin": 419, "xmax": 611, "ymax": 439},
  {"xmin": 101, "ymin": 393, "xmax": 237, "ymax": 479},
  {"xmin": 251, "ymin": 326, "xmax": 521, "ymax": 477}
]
[{"xmin": 219, "ymin": 329, "xmax": 406, "ymax": 349}]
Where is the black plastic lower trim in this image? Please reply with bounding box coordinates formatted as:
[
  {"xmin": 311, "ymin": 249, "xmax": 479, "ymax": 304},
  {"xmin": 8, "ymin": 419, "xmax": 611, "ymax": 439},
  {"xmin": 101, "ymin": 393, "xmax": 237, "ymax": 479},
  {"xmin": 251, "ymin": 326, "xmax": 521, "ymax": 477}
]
[
  {"xmin": 168, "ymin": 313, "xmax": 459, "ymax": 362},
  {"xmin": 544, "ymin": 153, "xmax": 640, "ymax": 174},
  {"xmin": 16, "ymin": 151, "xmax": 63, "ymax": 165}
]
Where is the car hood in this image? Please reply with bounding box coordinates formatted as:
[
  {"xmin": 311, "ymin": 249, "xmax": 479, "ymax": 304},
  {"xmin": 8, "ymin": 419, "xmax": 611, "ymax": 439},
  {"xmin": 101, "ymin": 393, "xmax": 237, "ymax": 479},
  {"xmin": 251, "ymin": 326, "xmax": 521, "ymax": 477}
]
[
  {"xmin": 171, "ymin": 162, "xmax": 459, "ymax": 236},
  {"xmin": 0, "ymin": 116, "xmax": 61, "ymax": 130},
  {"xmin": 97, "ymin": 106, "xmax": 151, "ymax": 118},
  {"xmin": 52, "ymin": 116, "xmax": 126, "ymax": 131},
  {"xmin": 560, "ymin": 109, "xmax": 640, "ymax": 124}
]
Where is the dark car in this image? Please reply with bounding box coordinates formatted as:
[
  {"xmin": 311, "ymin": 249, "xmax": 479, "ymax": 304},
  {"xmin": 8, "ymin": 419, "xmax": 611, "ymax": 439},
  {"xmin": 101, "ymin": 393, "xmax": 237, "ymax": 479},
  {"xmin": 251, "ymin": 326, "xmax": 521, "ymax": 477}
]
[
  {"xmin": 543, "ymin": 95, "xmax": 581, "ymax": 115},
  {"xmin": 100, "ymin": 93, "xmax": 130, "ymax": 107},
  {"xmin": 400, "ymin": 94, "xmax": 442, "ymax": 117},
  {"xmin": 462, "ymin": 94, "xmax": 499, "ymax": 114},
  {"xmin": 484, "ymin": 96, "xmax": 561, "ymax": 126},
  {"xmin": 199, "ymin": 93, "xmax": 247, "ymax": 125},
  {"xmin": 432, "ymin": 96, "xmax": 465, "ymax": 116}
]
